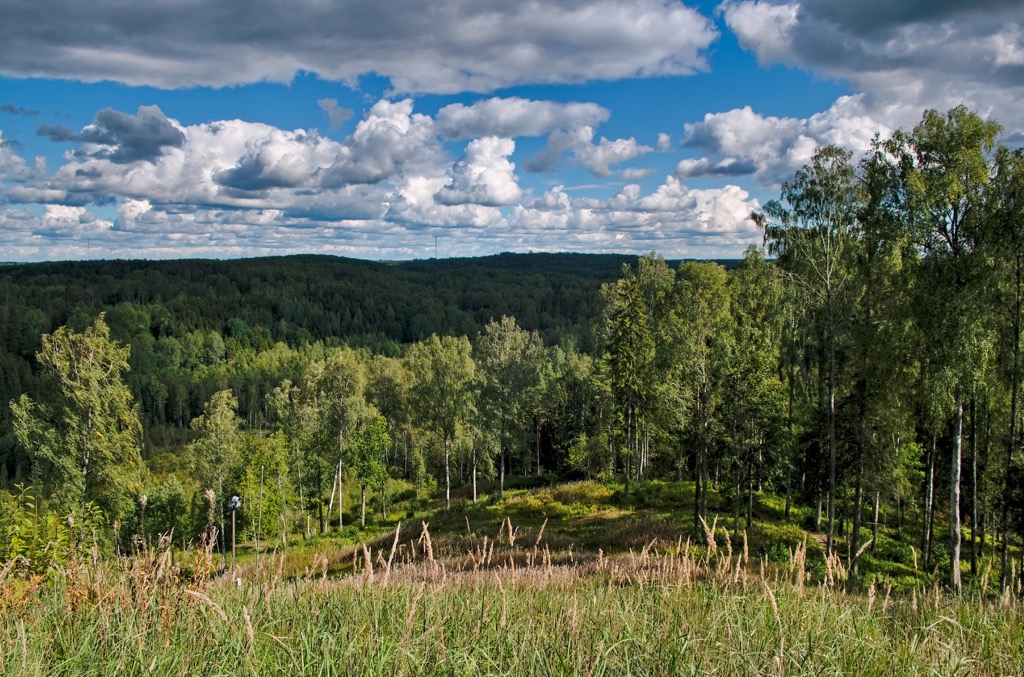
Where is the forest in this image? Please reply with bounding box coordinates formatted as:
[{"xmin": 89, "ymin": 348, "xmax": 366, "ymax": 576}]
[{"xmin": 2, "ymin": 106, "xmax": 1024, "ymax": 662}]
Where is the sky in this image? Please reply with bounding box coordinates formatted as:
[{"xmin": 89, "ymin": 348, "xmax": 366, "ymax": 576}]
[{"xmin": 2, "ymin": 1, "xmax": 1024, "ymax": 262}]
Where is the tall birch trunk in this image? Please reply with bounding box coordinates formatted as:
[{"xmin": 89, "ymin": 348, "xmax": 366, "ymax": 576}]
[{"xmin": 951, "ymin": 400, "xmax": 964, "ymax": 593}]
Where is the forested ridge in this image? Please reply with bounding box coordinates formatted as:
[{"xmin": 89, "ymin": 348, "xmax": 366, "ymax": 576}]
[
  {"xmin": 4, "ymin": 105, "xmax": 1024, "ymax": 602},
  {"xmin": 0, "ymin": 252, "xmax": 658, "ymax": 350},
  {"xmin": 0, "ymin": 252, "xmax": 687, "ymax": 472}
]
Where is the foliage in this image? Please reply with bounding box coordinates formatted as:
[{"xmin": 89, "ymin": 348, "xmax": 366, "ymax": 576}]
[
  {"xmin": 10, "ymin": 314, "xmax": 143, "ymax": 519},
  {"xmin": 0, "ymin": 485, "xmax": 105, "ymax": 578}
]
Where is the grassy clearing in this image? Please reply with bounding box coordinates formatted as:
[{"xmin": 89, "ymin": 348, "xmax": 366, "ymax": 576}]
[
  {"xmin": 4, "ymin": 479, "xmax": 1022, "ymax": 674},
  {"xmin": 3, "ymin": 514, "xmax": 1024, "ymax": 676}
]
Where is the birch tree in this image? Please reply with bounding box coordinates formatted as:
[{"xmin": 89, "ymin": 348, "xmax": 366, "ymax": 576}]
[
  {"xmin": 905, "ymin": 107, "xmax": 1000, "ymax": 592},
  {"xmin": 754, "ymin": 145, "xmax": 860, "ymax": 556},
  {"xmin": 407, "ymin": 334, "xmax": 476, "ymax": 508},
  {"xmin": 11, "ymin": 314, "xmax": 143, "ymax": 520}
]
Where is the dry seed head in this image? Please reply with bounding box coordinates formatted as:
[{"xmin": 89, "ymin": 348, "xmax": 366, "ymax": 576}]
[
  {"xmin": 183, "ymin": 589, "xmax": 227, "ymax": 622},
  {"xmin": 534, "ymin": 518, "xmax": 547, "ymax": 550},
  {"xmin": 362, "ymin": 543, "xmax": 374, "ymax": 581},
  {"xmin": 854, "ymin": 538, "xmax": 874, "ymax": 562},
  {"xmin": 699, "ymin": 517, "xmax": 716, "ymax": 558},
  {"xmin": 243, "ymin": 606, "xmax": 255, "ymax": 649}
]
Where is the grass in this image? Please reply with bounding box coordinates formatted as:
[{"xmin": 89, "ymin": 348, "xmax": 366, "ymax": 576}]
[
  {"xmin": 4, "ymin": 478, "xmax": 1024, "ymax": 674},
  {"xmin": 3, "ymin": 518, "xmax": 1024, "ymax": 675}
]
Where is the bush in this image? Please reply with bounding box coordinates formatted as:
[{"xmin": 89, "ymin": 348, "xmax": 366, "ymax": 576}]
[
  {"xmin": 503, "ymin": 483, "xmax": 612, "ymax": 519},
  {"xmin": 550, "ymin": 481, "xmax": 613, "ymax": 508},
  {"xmin": 873, "ymin": 533, "xmax": 915, "ymax": 566},
  {"xmin": 626, "ymin": 481, "xmax": 694, "ymax": 509},
  {"xmin": 750, "ymin": 522, "xmax": 822, "ymax": 559}
]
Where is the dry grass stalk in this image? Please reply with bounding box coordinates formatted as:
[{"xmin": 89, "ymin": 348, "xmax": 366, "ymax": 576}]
[
  {"xmin": 506, "ymin": 517, "xmax": 518, "ymax": 548},
  {"xmin": 362, "ymin": 544, "xmax": 374, "ymax": 582},
  {"xmin": 18, "ymin": 620, "xmax": 26, "ymax": 672},
  {"xmin": 980, "ymin": 558, "xmax": 993, "ymax": 596},
  {"xmin": 242, "ymin": 606, "xmax": 255, "ymax": 650},
  {"xmin": 419, "ymin": 522, "xmax": 434, "ymax": 562},
  {"xmin": 699, "ymin": 516, "xmax": 716, "ymax": 559},
  {"xmin": 497, "ymin": 572, "xmax": 507, "ymax": 629},
  {"xmin": 854, "ymin": 538, "xmax": 874, "ymax": 563},
  {"xmin": 764, "ymin": 579, "xmax": 785, "ymax": 670},
  {"xmin": 723, "ymin": 527, "xmax": 733, "ymax": 564},
  {"xmin": 403, "ymin": 582, "xmax": 426, "ymax": 639},
  {"xmin": 183, "ymin": 589, "xmax": 228, "ymax": 622},
  {"xmin": 534, "ymin": 518, "xmax": 548, "ymax": 551},
  {"xmin": 270, "ymin": 551, "xmax": 285, "ymax": 591}
]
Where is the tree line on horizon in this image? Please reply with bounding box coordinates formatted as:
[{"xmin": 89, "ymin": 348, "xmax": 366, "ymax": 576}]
[{"xmin": 3, "ymin": 106, "xmax": 1024, "ymax": 595}]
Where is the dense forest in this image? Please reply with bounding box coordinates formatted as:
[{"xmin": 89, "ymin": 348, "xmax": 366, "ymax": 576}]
[
  {"xmin": 0, "ymin": 252, "xmax": 688, "ymax": 473},
  {"xmin": 4, "ymin": 105, "xmax": 1024, "ymax": 597}
]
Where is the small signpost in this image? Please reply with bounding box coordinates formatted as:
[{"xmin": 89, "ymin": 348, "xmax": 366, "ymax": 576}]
[{"xmin": 229, "ymin": 495, "xmax": 242, "ymax": 571}]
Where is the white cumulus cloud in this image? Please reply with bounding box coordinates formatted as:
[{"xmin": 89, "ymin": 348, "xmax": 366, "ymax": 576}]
[
  {"xmin": 434, "ymin": 97, "xmax": 610, "ymax": 140},
  {"xmin": 435, "ymin": 137, "xmax": 521, "ymax": 207}
]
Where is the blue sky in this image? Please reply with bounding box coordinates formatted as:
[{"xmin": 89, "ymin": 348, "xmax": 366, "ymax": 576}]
[{"xmin": 1, "ymin": 0, "xmax": 1023, "ymax": 262}]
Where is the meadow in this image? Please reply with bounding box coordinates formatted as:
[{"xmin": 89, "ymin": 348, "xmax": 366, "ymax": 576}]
[{"xmin": 3, "ymin": 481, "xmax": 1023, "ymax": 676}]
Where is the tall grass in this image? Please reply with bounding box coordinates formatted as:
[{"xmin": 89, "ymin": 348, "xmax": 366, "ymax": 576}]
[{"xmin": 2, "ymin": 519, "xmax": 1023, "ymax": 675}]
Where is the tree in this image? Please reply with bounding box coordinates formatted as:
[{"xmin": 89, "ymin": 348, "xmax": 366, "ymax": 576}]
[
  {"xmin": 599, "ymin": 269, "xmax": 656, "ymax": 497},
  {"xmin": 235, "ymin": 431, "xmax": 290, "ymax": 544},
  {"xmin": 188, "ymin": 389, "xmax": 243, "ymax": 566},
  {"xmin": 754, "ymin": 145, "xmax": 860, "ymax": 556},
  {"xmin": 11, "ymin": 314, "xmax": 143, "ymax": 520},
  {"xmin": 142, "ymin": 475, "xmax": 188, "ymax": 549},
  {"xmin": 475, "ymin": 316, "xmax": 544, "ymax": 496},
  {"xmin": 987, "ymin": 145, "xmax": 1024, "ymax": 585},
  {"xmin": 669, "ymin": 262, "xmax": 734, "ymax": 530},
  {"xmin": 905, "ymin": 107, "xmax": 1000, "ymax": 592},
  {"xmin": 846, "ymin": 139, "xmax": 920, "ymax": 578},
  {"xmin": 723, "ymin": 249, "xmax": 785, "ymax": 532},
  {"xmin": 350, "ymin": 412, "xmax": 390, "ymax": 527},
  {"xmin": 267, "ymin": 378, "xmax": 308, "ymax": 539},
  {"xmin": 366, "ymin": 355, "xmax": 412, "ymax": 477},
  {"xmin": 301, "ymin": 348, "xmax": 366, "ymax": 532},
  {"xmin": 407, "ymin": 335, "xmax": 476, "ymax": 508}
]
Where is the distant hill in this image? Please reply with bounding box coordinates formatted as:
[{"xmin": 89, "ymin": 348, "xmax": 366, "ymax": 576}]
[{"xmin": 0, "ymin": 253, "xmax": 739, "ymax": 353}]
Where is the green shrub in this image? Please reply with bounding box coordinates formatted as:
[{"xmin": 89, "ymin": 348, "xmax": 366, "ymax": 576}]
[{"xmin": 873, "ymin": 533, "xmax": 915, "ymax": 566}]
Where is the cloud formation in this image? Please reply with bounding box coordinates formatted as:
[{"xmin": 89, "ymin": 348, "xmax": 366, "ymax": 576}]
[
  {"xmin": 0, "ymin": 0, "xmax": 717, "ymax": 94},
  {"xmin": 434, "ymin": 97, "xmax": 610, "ymax": 140},
  {"xmin": 722, "ymin": 0, "xmax": 1024, "ymax": 134},
  {"xmin": 0, "ymin": 132, "xmax": 29, "ymax": 181},
  {"xmin": 35, "ymin": 106, "xmax": 186, "ymax": 163},
  {"xmin": 528, "ymin": 125, "xmax": 653, "ymax": 177},
  {"xmin": 435, "ymin": 137, "xmax": 522, "ymax": 207},
  {"xmin": 317, "ymin": 99, "xmax": 353, "ymax": 131},
  {"xmin": 0, "ymin": 96, "xmax": 761, "ymax": 260},
  {"xmin": 682, "ymin": 95, "xmax": 887, "ymax": 184},
  {"xmin": 1, "ymin": 104, "xmax": 41, "ymax": 116}
]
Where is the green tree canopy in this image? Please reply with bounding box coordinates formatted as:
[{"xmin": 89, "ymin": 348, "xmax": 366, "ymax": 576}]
[{"xmin": 11, "ymin": 313, "xmax": 143, "ymax": 520}]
